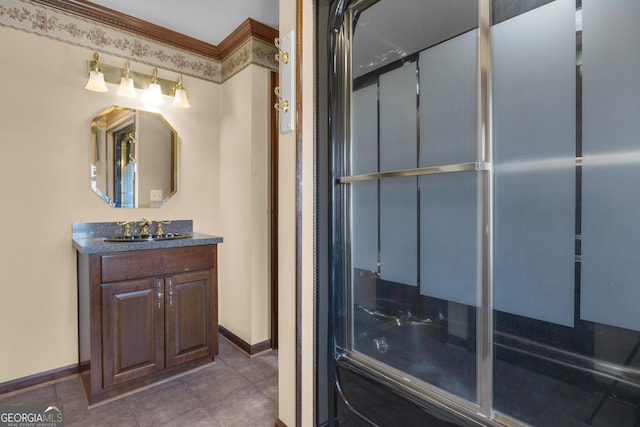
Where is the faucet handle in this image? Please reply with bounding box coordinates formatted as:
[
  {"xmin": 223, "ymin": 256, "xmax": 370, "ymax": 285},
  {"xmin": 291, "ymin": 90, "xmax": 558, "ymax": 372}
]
[
  {"xmin": 138, "ymin": 218, "xmax": 153, "ymax": 236},
  {"xmin": 155, "ymin": 220, "xmax": 171, "ymax": 235},
  {"xmin": 116, "ymin": 221, "xmax": 132, "ymax": 237}
]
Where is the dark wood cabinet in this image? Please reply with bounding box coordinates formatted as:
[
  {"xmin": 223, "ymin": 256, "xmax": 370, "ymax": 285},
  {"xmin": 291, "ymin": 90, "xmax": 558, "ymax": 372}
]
[
  {"xmin": 77, "ymin": 245, "xmax": 218, "ymax": 404},
  {"xmin": 101, "ymin": 277, "xmax": 165, "ymax": 388},
  {"xmin": 165, "ymin": 270, "xmax": 214, "ymax": 367}
]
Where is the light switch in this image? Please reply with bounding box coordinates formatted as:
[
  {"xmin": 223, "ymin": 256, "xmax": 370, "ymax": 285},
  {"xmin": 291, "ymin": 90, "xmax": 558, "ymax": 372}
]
[{"xmin": 150, "ymin": 189, "xmax": 163, "ymax": 201}]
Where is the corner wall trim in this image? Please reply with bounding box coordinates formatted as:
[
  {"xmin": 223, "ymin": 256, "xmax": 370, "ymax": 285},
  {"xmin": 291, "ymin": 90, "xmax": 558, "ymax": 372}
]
[
  {"xmin": 218, "ymin": 325, "xmax": 272, "ymax": 356},
  {"xmin": 275, "ymin": 418, "xmax": 288, "ymax": 427},
  {"xmin": 0, "ymin": 364, "xmax": 78, "ymax": 396}
]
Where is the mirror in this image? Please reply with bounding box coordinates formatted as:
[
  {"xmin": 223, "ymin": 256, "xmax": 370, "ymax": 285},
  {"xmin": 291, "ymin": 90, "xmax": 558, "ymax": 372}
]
[{"xmin": 90, "ymin": 106, "xmax": 177, "ymax": 208}]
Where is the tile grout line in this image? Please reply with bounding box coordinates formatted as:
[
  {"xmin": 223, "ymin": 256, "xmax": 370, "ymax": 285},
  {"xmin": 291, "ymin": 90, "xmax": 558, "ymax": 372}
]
[
  {"xmin": 1, "ymin": 339, "xmax": 278, "ymax": 426},
  {"xmin": 125, "ymin": 398, "xmax": 142, "ymax": 427}
]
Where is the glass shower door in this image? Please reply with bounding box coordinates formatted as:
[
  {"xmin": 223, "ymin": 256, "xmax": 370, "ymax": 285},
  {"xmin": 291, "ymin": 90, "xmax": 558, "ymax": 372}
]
[
  {"xmin": 491, "ymin": 1, "xmax": 640, "ymax": 426},
  {"xmin": 337, "ymin": 0, "xmax": 487, "ymax": 417},
  {"xmin": 328, "ymin": 0, "xmax": 640, "ymax": 426}
]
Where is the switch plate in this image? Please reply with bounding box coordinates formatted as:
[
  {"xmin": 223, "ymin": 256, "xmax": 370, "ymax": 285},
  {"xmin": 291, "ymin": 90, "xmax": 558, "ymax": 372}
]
[
  {"xmin": 278, "ymin": 30, "xmax": 295, "ymax": 134},
  {"xmin": 150, "ymin": 189, "xmax": 163, "ymax": 201}
]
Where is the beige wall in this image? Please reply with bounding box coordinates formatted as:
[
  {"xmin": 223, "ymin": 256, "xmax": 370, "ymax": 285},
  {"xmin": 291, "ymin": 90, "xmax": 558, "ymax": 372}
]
[
  {"xmin": 277, "ymin": 0, "xmax": 315, "ymax": 425},
  {"xmin": 218, "ymin": 65, "xmax": 272, "ymax": 344},
  {"xmin": 277, "ymin": 1, "xmax": 298, "ymax": 425},
  {"xmin": 300, "ymin": 0, "xmax": 315, "ymax": 423},
  {"xmin": 0, "ymin": 24, "xmax": 271, "ymax": 384}
]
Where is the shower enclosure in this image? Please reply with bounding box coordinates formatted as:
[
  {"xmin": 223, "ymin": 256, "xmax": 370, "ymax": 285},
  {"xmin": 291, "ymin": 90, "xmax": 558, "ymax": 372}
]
[{"xmin": 319, "ymin": 0, "xmax": 640, "ymax": 425}]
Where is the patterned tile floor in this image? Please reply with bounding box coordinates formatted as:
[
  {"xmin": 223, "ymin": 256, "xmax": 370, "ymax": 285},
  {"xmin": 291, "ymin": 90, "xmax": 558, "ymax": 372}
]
[{"xmin": 0, "ymin": 336, "xmax": 278, "ymax": 426}]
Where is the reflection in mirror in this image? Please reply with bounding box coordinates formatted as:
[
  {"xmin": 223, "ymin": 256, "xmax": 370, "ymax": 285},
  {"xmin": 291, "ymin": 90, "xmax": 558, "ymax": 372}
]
[{"xmin": 90, "ymin": 106, "xmax": 177, "ymax": 208}]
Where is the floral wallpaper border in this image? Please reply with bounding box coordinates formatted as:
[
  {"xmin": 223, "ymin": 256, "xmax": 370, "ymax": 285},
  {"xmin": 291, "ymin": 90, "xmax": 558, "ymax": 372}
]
[
  {"xmin": 0, "ymin": 0, "xmax": 277, "ymax": 83},
  {"xmin": 222, "ymin": 38, "xmax": 279, "ymax": 82}
]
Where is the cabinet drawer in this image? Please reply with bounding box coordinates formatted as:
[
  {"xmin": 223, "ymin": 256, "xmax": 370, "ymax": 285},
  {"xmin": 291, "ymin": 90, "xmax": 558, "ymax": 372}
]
[{"xmin": 101, "ymin": 245, "xmax": 215, "ymax": 283}]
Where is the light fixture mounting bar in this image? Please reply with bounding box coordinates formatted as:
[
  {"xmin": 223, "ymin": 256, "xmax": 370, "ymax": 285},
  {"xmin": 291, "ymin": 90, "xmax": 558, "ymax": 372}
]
[{"xmin": 88, "ymin": 60, "xmax": 177, "ymax": 96}]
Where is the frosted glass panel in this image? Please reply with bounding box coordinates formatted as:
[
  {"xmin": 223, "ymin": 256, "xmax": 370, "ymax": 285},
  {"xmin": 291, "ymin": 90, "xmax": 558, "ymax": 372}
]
[
  {"xmin": 351, "ymin": 180, "xmax": 378, "ymax": 273},
  {"xmin": 380, "ymin": 177, "xmax": 417, "ymax": 286},
  {"xmin": 352, "ymin": 84, "xmax": 378, "ymax": 175},
  {"xmin": 419, "ymin": 30, "xmax": 477, "ymax": 167},
  {"xmin": 492, "ymin": 0, "xmax": 575, "ymax": 327},
  {"xmin": 581, "ymin": 0, "xmax": 640, "ymax": 332},
  {"xmin": 380, "ymin": 63, "xmax": 417, "ymax": 172},
  {"xmin": 418, "ymin": 29, "xmax": 478, "ymax": 306},
  {"xmin": 351, "ymin": 84, "xmax": 380, "ymax": 274},
  {"xmin": 378, "ymin": 61, "xmax": 417, "ymax": 286},
  {"xmin": 420, "ymin": 172, "xmax": 478, "ymax": 306}
]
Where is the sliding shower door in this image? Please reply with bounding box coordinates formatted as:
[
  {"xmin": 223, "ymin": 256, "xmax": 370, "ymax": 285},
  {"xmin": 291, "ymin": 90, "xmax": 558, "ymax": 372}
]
[
  {"xmin": 332, "ymin": 0, "xmax": 489, "ymax": 424},
  {"xmin": 328, "ymin": 0, "xmax": 640, "ymax": 426}
]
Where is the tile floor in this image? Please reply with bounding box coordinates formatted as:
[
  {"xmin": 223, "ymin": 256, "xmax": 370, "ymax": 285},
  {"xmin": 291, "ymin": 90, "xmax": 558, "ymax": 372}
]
[{"xmin": 0, "ymin": 336, "xmax": 278, "ymax": 427}]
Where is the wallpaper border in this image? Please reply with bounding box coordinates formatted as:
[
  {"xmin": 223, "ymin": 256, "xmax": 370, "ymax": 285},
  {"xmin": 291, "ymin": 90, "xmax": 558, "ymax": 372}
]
[{"xmin": 0, "ymin": 0, "xmax": 278, "ymax": 83}]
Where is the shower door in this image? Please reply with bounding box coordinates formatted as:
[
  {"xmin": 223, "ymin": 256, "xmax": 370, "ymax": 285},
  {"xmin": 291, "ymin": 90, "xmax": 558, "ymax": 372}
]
[
  {"xmin": 330, "ymin": 0, "xmax": 491, "ymax": 424},
  {"xmin": 325, "ymin": 0, "xmax": 640, "ymax": 426}
]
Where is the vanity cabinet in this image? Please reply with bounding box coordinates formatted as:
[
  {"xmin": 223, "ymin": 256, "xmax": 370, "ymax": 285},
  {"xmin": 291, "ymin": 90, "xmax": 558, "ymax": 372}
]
[{"xmin": 77, "ymin": 244, "xmax": 218, "ymax": 404}]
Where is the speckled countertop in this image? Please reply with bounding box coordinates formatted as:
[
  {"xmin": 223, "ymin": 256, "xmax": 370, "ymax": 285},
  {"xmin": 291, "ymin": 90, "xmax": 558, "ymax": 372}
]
[{"xmin": 72, "ymin": 220, "xmax": 223, "ymax": 254}]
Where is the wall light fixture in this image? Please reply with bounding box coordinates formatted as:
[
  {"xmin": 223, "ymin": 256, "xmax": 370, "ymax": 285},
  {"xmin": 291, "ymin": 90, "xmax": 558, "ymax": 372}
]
[
  {"xmin": 84, "ymin": 52, "xmax": 190, "ymax": 109},
  {"xmin": 116, "ymin": 60, "xmax": 136, "ymax": 98},
  {"xmin": 84, "ymin": 52, "xmax": 108, "ymax": 93},
  {"xmin": 172, "ymin": 74, "xmax": 190, "ymax": 109},
  {"xmin": 141, "ymin": 68, "xmax": 165, "ymax": 106}
]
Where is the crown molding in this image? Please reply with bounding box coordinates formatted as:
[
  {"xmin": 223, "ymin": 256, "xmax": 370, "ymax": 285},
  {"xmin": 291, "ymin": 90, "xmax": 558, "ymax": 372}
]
[
  {"xmin": 219, "ymin": 18, "xmax": 278, "ymax": 58},
  {"xmin": 30, "ymin": 0, "xmax": 220, "ymax": 58},
  {"xmin": 29, "ymin": 0, "xmax": 278, "ymax": 63},
  {"xmin": 2, "ymin": 0, "xmax": 278, "ymax": 82}
]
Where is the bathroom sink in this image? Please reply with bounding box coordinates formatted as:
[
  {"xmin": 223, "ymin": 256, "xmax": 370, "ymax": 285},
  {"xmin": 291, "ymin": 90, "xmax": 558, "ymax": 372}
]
[{"xmin": 104, "ymin": 233, "xmax": 192, "ymax": 242}]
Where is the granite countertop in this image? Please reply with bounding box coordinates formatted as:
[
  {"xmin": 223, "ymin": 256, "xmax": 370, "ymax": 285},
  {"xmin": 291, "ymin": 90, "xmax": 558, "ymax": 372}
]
[{"xmin": 72, "ymin": 220, "xmax": 223, "ymax": 254}]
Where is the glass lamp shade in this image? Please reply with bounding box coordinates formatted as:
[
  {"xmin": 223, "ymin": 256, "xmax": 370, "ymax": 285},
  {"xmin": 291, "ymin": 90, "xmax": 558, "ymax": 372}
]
[
  {"xmin": 142, "ymin": 82, "xmax": 164, "ymax": 105},
  {"xmin": 85, "ymin": 70, "xmax": 108, "ymax": 93},
  {"xmin": 172, "ymin": 88, "xmax": 190, "ymax": 108},
  {"xmin": 117, "ymin": 76, "xmax": 136, "ymax": 98}
]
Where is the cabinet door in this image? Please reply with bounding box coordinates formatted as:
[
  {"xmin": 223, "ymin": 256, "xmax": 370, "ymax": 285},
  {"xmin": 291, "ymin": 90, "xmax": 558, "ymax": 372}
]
[
  {"xmin": 102, "ymin": 278, "xmax": 164, "ymax": 387},
  {"xmin": 165, "ymin": 270, "xmax": 213, "ymax": 367}
]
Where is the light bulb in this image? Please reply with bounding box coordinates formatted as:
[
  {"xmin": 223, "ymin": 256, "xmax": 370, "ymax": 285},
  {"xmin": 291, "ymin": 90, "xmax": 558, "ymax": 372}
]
[
  {"xmin": 117, "ymin": 76, "xmax": 136, "ymax": 98},
  {"xmin": 173, "ymin": 88, "xmax": 190, "ymax": 108},
  {"xmin": 85, "ymin": 52, "xmax": 108, "ymax": 93}
]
